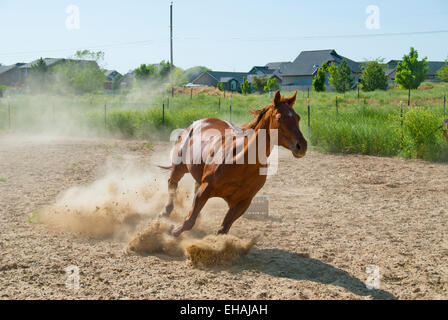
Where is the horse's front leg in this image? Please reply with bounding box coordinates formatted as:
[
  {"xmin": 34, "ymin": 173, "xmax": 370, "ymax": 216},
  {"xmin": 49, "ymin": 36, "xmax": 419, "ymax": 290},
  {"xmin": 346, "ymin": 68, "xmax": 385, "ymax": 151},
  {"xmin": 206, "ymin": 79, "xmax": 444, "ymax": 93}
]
[
  {"xmin": 171, "ymin": 183, "xmax": 211, "ymax": 237},
  {"xmin": 159, "ymin": 164, "xmax": 187, "ymax": 218},
  {"xmin": 217, "ymin": 198, "xmax": 253, "ymax": 235}
]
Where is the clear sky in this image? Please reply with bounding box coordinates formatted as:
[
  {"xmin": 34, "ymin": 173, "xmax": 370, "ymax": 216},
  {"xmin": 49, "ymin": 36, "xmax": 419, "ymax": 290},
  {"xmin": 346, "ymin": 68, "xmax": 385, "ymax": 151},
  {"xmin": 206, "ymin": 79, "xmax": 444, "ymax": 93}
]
[{"xmin": 1, "ymin": 0, "xmax": 447, "ymax": 74}]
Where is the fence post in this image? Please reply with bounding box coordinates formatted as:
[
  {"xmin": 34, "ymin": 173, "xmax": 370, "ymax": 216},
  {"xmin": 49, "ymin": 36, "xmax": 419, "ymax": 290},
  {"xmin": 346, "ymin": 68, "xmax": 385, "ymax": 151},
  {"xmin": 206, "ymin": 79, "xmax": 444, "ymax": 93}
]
[
  {"xmin": 307, "ymin": 98, "xmax": 311, "ymax": 128},
  {"xmin": 162, "ymin": 100, "xmax": 165, "ymax": 125},
  {"xmin": 408, "ymin": 88, "xmax": 411, "ymax": 106},
  {"xmin": 229, "ymin": 97, "xmax": 232, "ymax": 122},
  {"xmin": 8, "ymin": 101, "xmax": 11, "ymax": 130},
  {"xmin": 400, "ymin": 101, "xmax": 404, "ymax": 142},
  {"xmin": 218, "ymin": 97, "xmax": 221, "ymax": 111},
  {"xmin": 444, "ymin": 94, "xmax": 446, "ymax": 118},
  {"xmin": 335, "ymin": 96, "xmax": 339, "ymax": 115},
  {"xmin": 167, "ymin": 98, "xmax": 169, "ymax": 109},
  {"xmin": 104, "ymin": 99, "xmax": 107, "ymax": 130},
  {"xmin": 191, "ymin": 88, "xmax": 193, "ymax": 100}
]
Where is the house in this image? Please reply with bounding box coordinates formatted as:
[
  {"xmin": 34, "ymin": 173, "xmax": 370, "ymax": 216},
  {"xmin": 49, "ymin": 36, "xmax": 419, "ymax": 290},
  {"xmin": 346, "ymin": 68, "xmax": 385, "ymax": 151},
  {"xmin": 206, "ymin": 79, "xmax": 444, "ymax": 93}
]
[
  {"xmin": 16, "ymin": 58, "xmax": 99, "ymax": 86},
  {"xmin": 104, "ymin": 70, "xmax": 122, "ymax": 90},
  {"xmin": 191, "ymin": 71, "xmax": 250, "ymax": 92},
  {"xmin": 0, "ymin": 63, "xmax": 25, "ymax": 87},
  {"xmin": 386, "ymin": 60, "xmax": 446, "ymax": 84},
  {"xmin": 120, "ymin": 71, "xmax": 134, "ymax": 89},
  {"xmin": 278, "ymin": 49, "xmax": 361, "ymax": 91}
]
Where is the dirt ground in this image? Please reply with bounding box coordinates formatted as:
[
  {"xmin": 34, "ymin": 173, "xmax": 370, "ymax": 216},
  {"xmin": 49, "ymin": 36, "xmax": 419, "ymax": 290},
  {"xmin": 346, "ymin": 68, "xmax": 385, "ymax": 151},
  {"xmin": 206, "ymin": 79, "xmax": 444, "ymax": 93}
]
[{"xmin": 0, "ymin": 135, "xmax": 447, "ymax": 300}]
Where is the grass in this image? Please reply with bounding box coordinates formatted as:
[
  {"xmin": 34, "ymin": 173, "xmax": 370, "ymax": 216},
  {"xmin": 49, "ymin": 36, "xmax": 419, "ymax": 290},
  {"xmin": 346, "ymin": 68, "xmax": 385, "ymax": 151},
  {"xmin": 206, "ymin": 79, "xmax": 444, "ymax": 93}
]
[
  {"xmin": 1, "ymin": 82, "xmax": 447, "ymax": 162},
  {"xmin": 0, "ymin": 176, "xmax": 6, "ymax": 183}
]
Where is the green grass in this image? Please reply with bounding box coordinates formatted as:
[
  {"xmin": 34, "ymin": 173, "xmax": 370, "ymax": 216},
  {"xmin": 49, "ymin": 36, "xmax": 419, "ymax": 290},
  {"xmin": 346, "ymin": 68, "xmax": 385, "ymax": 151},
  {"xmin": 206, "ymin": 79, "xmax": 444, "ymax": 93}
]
[
  {"xmin": 1, "ymin": 82, "xmax": 448, "ymax": 162},
  {"xmin": 0, "ymin": 176, "xmax": 6, "ymax": 183}
]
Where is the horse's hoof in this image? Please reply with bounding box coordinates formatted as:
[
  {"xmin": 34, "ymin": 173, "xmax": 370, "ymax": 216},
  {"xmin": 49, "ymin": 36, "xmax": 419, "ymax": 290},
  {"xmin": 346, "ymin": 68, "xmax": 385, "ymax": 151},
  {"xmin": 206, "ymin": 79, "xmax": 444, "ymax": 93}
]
[
  {"xmin": 158, "ymin": 212, "xmax": 169, "ymax": 219},
  {"xmin": 170, "ymin": 225, "xmax": 182, "ymax": 237}
]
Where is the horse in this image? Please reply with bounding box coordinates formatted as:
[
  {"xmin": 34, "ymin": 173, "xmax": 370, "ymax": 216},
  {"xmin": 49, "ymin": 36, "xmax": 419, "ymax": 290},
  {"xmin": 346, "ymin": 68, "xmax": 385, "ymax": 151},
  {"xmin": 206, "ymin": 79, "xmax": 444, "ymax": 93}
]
[{"xmin": 159, "ymin": 90, "xmax": 307, "ymax": 237}]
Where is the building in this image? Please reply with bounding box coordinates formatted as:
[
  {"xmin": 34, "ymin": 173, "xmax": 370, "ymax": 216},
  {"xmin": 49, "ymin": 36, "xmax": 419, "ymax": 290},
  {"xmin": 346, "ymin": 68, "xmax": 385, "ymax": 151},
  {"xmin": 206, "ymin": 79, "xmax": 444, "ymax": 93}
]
[
  {"xmin": 278, "ymin": 49, "xmax": 361, "ymax": 91},
  {"xmin": 0, "ymin": 63, "xmax": 25, "ymax": 87},
  {"xmin": 191, "ymin": 71, "xmax": 250, "ymax": 92},
  {"xmin": 104, "ymin": 70, "xmax": 123, "ymax": 90},
  {"xmin": 386, "ymin": 60, "xmax": 446, "ymax": 85}
]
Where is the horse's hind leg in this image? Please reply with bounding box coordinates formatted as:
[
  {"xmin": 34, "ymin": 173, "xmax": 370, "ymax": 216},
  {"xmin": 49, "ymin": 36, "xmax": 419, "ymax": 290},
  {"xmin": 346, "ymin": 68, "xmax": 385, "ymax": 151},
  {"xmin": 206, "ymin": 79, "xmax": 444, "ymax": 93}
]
[
  {"xmin": 171, "ymin": 183, "xmax": 211, "ymax": 237},
  {"xmin": 217, "ymin": 198, "xmax": 253, "ymax": 235},
  {"xmin": 159, "ymin": 164, "xmax": 188, "ymax": 218}
]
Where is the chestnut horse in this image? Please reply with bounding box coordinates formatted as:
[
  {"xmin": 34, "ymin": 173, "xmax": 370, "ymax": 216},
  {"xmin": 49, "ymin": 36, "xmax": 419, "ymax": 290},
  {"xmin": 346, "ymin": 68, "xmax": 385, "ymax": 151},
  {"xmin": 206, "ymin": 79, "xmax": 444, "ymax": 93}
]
[{"xmin": 160, "ymin": 91, "xmax": 307, "ymax": 237}]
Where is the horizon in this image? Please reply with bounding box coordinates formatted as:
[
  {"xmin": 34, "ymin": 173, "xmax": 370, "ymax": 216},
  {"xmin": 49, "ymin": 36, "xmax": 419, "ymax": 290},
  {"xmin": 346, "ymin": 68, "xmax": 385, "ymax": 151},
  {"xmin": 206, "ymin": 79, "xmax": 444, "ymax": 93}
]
[{"xmin": 1, "ymin": 0, "xmax": 447, "ymax": 74}]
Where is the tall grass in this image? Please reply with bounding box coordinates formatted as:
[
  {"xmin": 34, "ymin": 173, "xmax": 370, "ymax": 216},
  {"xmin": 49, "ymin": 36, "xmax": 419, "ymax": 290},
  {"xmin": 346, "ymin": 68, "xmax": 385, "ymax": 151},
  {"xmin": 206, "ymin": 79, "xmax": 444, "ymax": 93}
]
[{"xmin": 0, "ymin": 83, "xmax": 447, "ymax": 162}]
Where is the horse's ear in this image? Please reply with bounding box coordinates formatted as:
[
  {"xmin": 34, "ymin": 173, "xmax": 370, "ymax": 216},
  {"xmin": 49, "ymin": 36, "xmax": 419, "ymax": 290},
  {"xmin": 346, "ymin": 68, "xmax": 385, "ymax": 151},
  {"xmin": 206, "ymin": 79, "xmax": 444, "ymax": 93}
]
[
  {"xmin": 288, "ymin": 91, "xmax": 298, "ymax": 106},
  {"xmin": 273, "ymin": 90, "xmax": 281, "ymax": 106}
]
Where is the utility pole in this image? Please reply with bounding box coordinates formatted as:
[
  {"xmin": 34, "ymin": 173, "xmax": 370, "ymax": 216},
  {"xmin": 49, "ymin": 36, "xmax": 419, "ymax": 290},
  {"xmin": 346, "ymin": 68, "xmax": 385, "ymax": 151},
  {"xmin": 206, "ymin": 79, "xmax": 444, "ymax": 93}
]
[{"xmin": 170, "ymin": 2, "xmax": 174, "ymax": 97}]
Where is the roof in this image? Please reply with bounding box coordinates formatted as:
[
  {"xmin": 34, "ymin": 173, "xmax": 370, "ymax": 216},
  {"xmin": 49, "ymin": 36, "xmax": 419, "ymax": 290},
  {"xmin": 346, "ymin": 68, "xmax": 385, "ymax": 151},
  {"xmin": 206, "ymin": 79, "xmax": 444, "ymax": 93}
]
[
  {"xmin": 282, "ymin": 49, "xmax": 361, "ymax": 76},
  {"xmin": 0, "ymin": 63, "xmax": 25, "ymax": 74},
  {"xmin": 249, "ymin": 66, "xmax": 273, "ymax": 73},
  {"xmin": 246, "ymin": 73, "xmax": 279, "ymax": 83},
  {"xmin": 19, "ymin": 58, "xmax": 65, "ymax": 69},
  {"xmin": 265, "ymin": 62, "xmax": 290, "ymax": 70},
  {"xmin": 387, "ymin": 60, "xmax": 445, "ymax": 76},
  {"xmin": 105, "ymin": 70, "xmax": 122, "ymax": 77},
  {"xmin": 198, "ymin": 71, "xmax": 249, "ymax": 84},
  {"xmin": 428, "ymin": 61, "xmax": 445, "ymax": 75}
]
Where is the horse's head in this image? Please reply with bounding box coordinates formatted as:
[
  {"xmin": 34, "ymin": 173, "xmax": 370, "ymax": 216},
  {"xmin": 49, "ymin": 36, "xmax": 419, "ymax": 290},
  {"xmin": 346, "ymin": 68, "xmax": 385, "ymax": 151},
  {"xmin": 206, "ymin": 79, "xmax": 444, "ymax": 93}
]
[{"xmin": 270, "ymin": 91, "xmax": 307, "ymax": 158}]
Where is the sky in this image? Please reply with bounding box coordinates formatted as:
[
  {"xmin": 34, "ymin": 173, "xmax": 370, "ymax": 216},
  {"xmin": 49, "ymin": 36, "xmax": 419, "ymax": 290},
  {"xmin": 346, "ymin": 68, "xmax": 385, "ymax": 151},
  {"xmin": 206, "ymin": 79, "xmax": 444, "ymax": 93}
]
[{"xmin": 1, "ymin": 0, "xmax": 447, "ymax": 74}]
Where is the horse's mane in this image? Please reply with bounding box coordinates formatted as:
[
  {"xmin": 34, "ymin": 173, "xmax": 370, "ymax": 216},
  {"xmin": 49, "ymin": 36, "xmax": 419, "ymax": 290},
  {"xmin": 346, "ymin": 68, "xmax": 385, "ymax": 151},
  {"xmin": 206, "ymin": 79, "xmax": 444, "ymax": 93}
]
[{"xmin": 241, "ymin": 104, "xmax": 273, "ymax": 130}]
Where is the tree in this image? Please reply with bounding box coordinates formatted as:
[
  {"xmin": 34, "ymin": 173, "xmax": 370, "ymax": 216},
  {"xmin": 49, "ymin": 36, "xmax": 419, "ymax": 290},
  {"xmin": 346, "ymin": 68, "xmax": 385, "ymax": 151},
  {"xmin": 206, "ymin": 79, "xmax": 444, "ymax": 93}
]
[
  {"xmin": 28, "ymin": 57, "xmax": 48, "ymax": 91},
  {"xmin": 53, "ymin": 50, "xmax": 106, "ymax": 94},
  {"xmin": 328, "ymin": 59, "xmax": 354, "ymax": 93},
  {"xmin": 360, "ymin": 60, "xmax": 388, "ymax": 91},
  {"xmin": 134, "ymin": 64, "xmax": 158, "ymax": 81},
  {"xmin": 312, "ymin": 62, "xmax": 327, "ymax": 92},
  {"xmin": 134, "ymin": 60, "xmax": 174, "ymax": 84},
  {"xmin": 264, "ymin": 77, "xmax": 279, "ymax": 93},
  {"xmin": 240, "ymin": 77, "xmax": 250, "ymax": 95},
  {"xmin": 395, "ymin": 47, "xmax": 429, "ymax": 105},
  {"xmin": 395, "ymin": 47, "xmax": 428, "ymax": 90},
  {"xmin": 252, "ymin": 75, "xmax": 268, "ymax": 93},
  {"xmin": 174, "ymin": 66, "xmax": 210, "ymax": 86},
  {"xmin": 217, "ymin": 82, "xmax": 224, "ymax": 92},
  {"xmin": 437, "ymin": 60, "xmax": 448, "ymax": 82},
  {"xmin": 157, "ymin": 60, "xmax": 171, "ymax": 79}
]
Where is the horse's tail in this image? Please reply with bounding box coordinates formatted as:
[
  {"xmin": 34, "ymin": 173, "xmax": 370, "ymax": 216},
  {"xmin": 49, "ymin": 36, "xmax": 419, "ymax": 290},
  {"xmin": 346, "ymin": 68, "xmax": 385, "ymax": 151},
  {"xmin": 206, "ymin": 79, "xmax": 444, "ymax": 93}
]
[{"xmin": 157, "ymin": 165, "xmax": 172, "ymax": 170}]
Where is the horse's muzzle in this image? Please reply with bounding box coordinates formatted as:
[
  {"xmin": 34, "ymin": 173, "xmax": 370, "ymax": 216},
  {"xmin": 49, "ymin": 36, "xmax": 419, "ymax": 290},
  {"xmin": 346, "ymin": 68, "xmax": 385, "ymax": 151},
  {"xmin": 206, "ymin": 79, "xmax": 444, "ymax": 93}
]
[{"xmin": 292, "ymin": 142, "xmax": 307, "ymax": 158}]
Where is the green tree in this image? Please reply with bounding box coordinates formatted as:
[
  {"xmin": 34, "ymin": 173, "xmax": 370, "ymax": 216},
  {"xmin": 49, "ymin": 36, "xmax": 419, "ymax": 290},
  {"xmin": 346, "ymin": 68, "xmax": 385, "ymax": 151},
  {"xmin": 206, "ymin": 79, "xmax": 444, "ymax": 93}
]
[
  {"xmin": 240, "ymin": 77, "xmax": 250, "ymax": 95},
  {"xmin": 436, "ymin": 60, "xmax": 448, "ymax": 82},
  {"xmin": 395, "ymin": 47, "xmax": 428, "ymax": 90},
  {"xmin": 264, "ymin": 77, "xmax": 279, "ymax": 93},
  {"xmin": 328, "ymin": 59, "xmax": 354, "ymax": 93},
  {"xmin": 134, "ymin": 64, "xmax": 158, "ymax": 81},
  {"xmin": 252, "ymin": 75, "xmax": 268, "ymax": 93},
  {"xmin": 217, "ymin": 82, "xmax": 224, "ymax": 92},
  {"xmin": 28, "ymin": 57, "xmax": 48, "ymax": 91},
  {"xmin": 174, "ymin": 66, "xmax": 209, "ymax": 86},
  {"xmin": 360, "ymin": 60, "xmax": 388, "ymax": 91},
  {"xmin": 157, "ymin": 60, "xmax": 172, "ymax": 79},
  {"xmin": 312, "ymin": 62, "xmax": 327, "ymax": 92},
  {"xmin": 53, "ymin": 50, "xmax": 106, "ymax": 94}
]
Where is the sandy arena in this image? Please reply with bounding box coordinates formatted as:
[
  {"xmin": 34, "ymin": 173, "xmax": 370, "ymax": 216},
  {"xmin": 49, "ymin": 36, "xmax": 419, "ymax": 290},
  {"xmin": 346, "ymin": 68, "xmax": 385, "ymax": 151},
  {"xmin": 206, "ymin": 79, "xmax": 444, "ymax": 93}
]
[{"xmin": 0, "ymin": 135, "xmax": 447, "ymax": 299}]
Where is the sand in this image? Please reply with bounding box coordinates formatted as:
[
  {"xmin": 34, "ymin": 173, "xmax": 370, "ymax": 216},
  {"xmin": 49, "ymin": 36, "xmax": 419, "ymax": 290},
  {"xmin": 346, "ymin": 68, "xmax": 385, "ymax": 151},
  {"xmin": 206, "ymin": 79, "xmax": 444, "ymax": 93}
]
[{"xmin": 0, "ymin": 136, "xmax": 447, "ymax": 299}]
